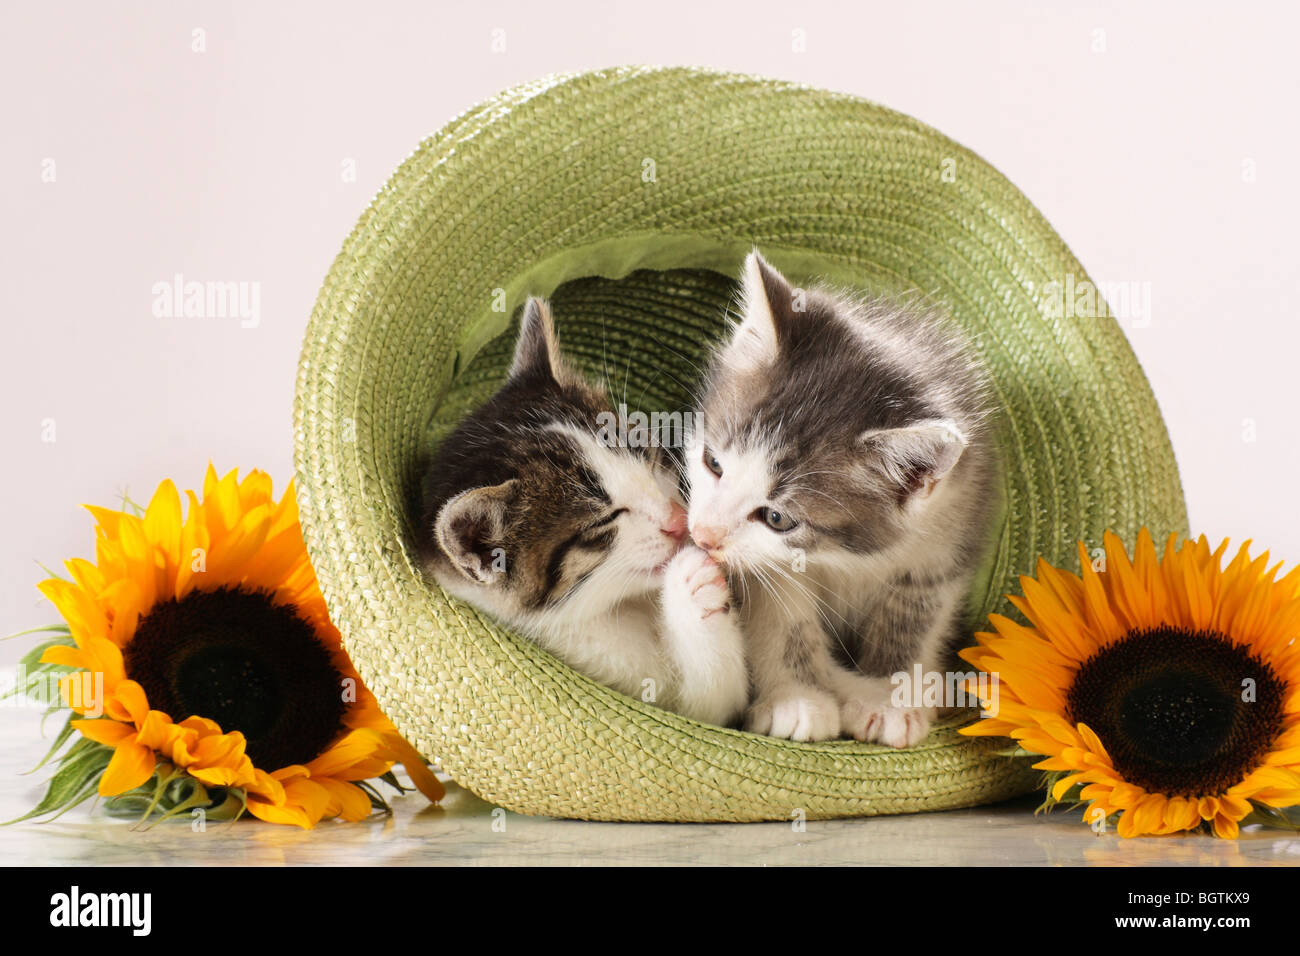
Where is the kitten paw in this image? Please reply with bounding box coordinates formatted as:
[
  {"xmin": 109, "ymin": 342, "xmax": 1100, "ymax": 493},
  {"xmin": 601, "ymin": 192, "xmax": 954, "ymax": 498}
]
[
  {"xmin": 666, "ymin": 546, "xmax": 730, "ymax": 620},
  {"xmin": 841, "ymin": 698, "xmax": 934, "ymax": 748},
  {"xmin": 746, "ymin": 688, "xmax": 841, "ymax": 742}
]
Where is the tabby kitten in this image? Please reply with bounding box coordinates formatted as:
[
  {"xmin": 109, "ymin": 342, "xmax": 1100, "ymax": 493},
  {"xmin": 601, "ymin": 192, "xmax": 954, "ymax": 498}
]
[
  {"xmin": 685, "ymin": 251, "xmax": 998, "ymax": 746},
  {"xmin": 418, "ymin": 298, "xmax": 748, "ymax": 727}
]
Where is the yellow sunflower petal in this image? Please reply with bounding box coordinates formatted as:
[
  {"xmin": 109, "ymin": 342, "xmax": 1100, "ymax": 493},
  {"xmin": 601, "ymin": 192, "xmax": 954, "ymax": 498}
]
[
  {"xmin": 1163, "ymin": 796, "xmax": 1201, "ymax": 831},
  {"xmin": 1131, "ymin": 793, "xmax": 1167, "ymax": 835},
  {"xmin": 314, "ymin": 777, "xmax": 374, "ymax": 822},
  {"xmin": 190, "ymin": 731, "xmax": 248, "ymax": 769},
  {"xmin": 37, "ymin": 578, "xmax": 106, "ymax": 643},
  {"xmin": 1079, "ymin": 782, "xmax": 1117, "ymax": 803},
  {"xmin": 110, "ymin": 680, "xmax": 152, "ymax": 726},
  {"xmin": 143, "ymin": 479, "xmax": 183, "ymax": 571},
  {"xmin": 1238, "ymin": 765, "xmax": 1300, "ymax": 792},
  {"xmin": 245, "ymin": 796, "xmax": 313, "ymax": 829},
  {"xmin": 188, "ymin": 765, "xmax": 252, "ymax": 788},
  {"xmin": 1198, "ymin": 796, "xmax": 1221, "ymax": 821},
  {"xmin": 1051, "ymin": 773, "xmax": 1089, "ymax": 802},
  {"xmin": 305, "ymin": 729, "xmax": 390, "ymax": 778},
  {"xmin": 39, "ymin": 645, "xmax": 88, "ymax": 670},
  {"xmin": 84, "ymin": 504, "xmax": 126, "ymax": 538},
  {"xmin": 79, "ymin": 634, "xmax": 126, "ymax": 688},
  {"xmin": 1116, "ymin": 807, "xmax": 1142, "ymax": 838},
  {"xmin": 71, "ymin": 718, "xmax": 136, "ymax": 747},
  {"xmin": 135, "ymin": 709, "xmax": 181, "ymax": 751},
  {"xmin": 1101, "ymin": 529, "xmax": 1153, "ymax": 630},
  {"xmin": 1075, "ymin": 722, "xmax": 1112, "ymax": 763},
  {"xmin": 280, "ymin": 778, "xmax": 333, "ymax": 828},
  {"xmin": 237, "ymin": 469, "xmax": 275, "ymax": 510},
  {"xmin": 1076, "ymin": 541, "xmax": 1124, "ymax": 644},
  {"xmin": 99, "ymin": 740, "xmax": 156, "ymax": 796},
  {"xmin": 1218, "ymin": 793, "xmax": 1253, "ymax": 819},
  {"xmin": 177, "ymin": 715, "xmax": 223, "ymax": 736},
  {"xmin": 245, "ymin": 769, "xmax": 286, "ymax": 805},
  {"xmin": 1212, "ymin": 814, "xmax": 1240, "ymax": 839},
  {"xmin": 1033, "ymin": 755, "xmax": 1078, "ymax": 772}
]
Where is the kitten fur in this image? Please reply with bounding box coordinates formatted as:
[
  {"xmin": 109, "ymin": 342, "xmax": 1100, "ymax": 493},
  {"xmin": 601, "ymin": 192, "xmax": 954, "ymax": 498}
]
[
  {"xmin": 685, "ymin": 251, "xmax": 999, "ymax": 746},
  {"xmin": 418, "ymin": 298, "xmax": 748, "ymax": 727}
]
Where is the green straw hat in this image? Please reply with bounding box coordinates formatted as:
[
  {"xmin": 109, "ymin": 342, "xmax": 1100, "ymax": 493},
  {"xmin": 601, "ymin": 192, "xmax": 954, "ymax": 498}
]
[{"xmin": 293, "ymin": 66, "xmax": 1187, "ymax": 821}]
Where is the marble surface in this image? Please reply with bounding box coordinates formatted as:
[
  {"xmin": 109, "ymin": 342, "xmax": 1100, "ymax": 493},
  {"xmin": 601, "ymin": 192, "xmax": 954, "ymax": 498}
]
[{"xmin": 3, "ymin": 705, "xmax": 1298, "ymax": 866}]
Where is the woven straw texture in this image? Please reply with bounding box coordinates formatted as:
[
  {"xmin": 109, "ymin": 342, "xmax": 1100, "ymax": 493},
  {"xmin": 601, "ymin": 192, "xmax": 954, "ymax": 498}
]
[{"xmin": 293, "ymin": 66, "xmax": 1187, "ymax": 821}]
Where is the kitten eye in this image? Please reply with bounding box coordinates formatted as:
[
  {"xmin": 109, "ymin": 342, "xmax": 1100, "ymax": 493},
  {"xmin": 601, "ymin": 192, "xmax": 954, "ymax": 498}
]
[
  {"xmin": 703, "ymin": 448, "xmax": 723, "ymax": 477},
  {"xmin": 587, "ymin": 508, "xmax": 627, "ymax": 531},
  {"xmin": 754, "ymin": 507, "xmax": 798, "ymax": 532}
]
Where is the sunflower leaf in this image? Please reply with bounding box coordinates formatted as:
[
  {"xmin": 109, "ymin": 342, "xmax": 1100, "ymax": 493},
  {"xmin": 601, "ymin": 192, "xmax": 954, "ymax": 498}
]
[
  {"xmin": 353, "ymin": 778, "xmax": 394, "ymax": 813},
  {"xmin": 102, "ymin": 766, "xmax": 187, "ymax": 820},
  {"xmin": 40, "ymin": 775, "xmax": 108, "ymax": 824},
  {"xmin": 140, "ymin": 779, "xmax": 215, "ymax": 830},
  {"xmin": 4, "ymin": 741, "xmax": 113, "ymax": 825},
  {"xmin": 23, "ymin": 712, "xmax": 78, "ymax": 775},
  {"xmin": 1, "ymin": 623, "xmax": 72, "ymax": 643},
  {"xmin": 49, "ymin": 735, "xmax": 98, "ymax": 766},
  {"xmin": 202, "ymin": 790, "xmax": 247, "ymax": 823},
  {"xmin": 35, "ymin": 560, "xmax": 69, "ymax": 582},
  {"xmin": 990, "ymin": 744, "xmax": 1035, "ymax": 759},
  {"xmin": 40, "ymin": 702, "xmax": 70, "ymax": 734},
  {"xmin": 377, "ymin": 770, "xmax": 411, "ymax": 794},
  {"xmin": 1034, "ymin": 770, "xmax": 1086, "ymax": 815},
  {"xmin": 116, "ymin": 489, "xmax": 146, "ymax": 517},
  {"xmin": 129, "ymin": 763, "xmax": 186, "ymax": 822},
  {"xmin": 17, "ymin": 633, "xmax": 76, "ymax": 668},
  {"xmin": 103, "ymin": 794, "xmax": 155, "ymax": 816},
  {"xmin": 106, "ymin": 776, "xmax": 243, "ymax": 827},
  {"xmin": 2, "ymin": 635, "xmax": 76, "ymax": 704},
  {"xmin": 1244, "ymin": 802, "xmax": 1300, "ymax": 832},
  {"xmin": 4, "ymin": 665, "xmax": 72, "ymax": 709}
]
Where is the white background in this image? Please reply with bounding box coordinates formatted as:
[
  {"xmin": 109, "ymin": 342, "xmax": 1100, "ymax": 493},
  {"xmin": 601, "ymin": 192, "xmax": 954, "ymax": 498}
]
[{"xmin": 3, "ymin": 0, "xmax": 1297, "ymax": 659}]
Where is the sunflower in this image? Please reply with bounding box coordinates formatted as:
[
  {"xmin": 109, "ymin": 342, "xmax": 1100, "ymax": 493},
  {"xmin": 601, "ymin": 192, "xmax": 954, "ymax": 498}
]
[
  {"xmin": 34, "ymin": 465, "xmax": 443, "ymax": 828},
  {"xmin": 960, "ymin": 528, "xmax": 1300, "ymax": 838}
]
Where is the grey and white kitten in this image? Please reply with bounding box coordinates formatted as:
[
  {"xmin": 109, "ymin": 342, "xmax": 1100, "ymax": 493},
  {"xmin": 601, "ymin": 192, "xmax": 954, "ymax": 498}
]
[
  {"xmin": 685, "ymin": 251, "xmax": 998, "ymax": 746},
  {"xmin": 418, "ymin": 298, "xmax": 748, "ymax": 727}
]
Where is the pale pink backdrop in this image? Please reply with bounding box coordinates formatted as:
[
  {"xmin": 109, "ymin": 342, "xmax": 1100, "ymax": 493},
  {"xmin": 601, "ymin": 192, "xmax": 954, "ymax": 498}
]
[{"xmin": 3, "ymin": 0, "xmax": 1298, "ymax": 660}]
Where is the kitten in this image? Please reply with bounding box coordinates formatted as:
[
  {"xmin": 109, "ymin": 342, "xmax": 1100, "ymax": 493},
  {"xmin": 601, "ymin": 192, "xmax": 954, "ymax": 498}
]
[
  {"xmin": 685, "ymin": 251, "xmax": 998, "ymax": 747},
  {"xmin": 418, "ymin": 298, "xmax": 749, "ymax": 727}
]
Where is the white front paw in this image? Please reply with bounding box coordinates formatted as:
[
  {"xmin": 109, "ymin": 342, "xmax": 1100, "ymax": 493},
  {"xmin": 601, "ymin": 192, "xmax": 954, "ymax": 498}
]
[
  {"xmin": 660, "ymin": 546, "xmax": 747, "ymax": 727},
  {"xmin": 841, "ymin": 697, "xmax": 935, "ymax": 748},
  {"xmin": 665, "ymin": 546, "xmax": 731, "ymax": 621},
  {"xmin": 746, "ymin": 687, "xmax": 841, "ymax": 741}
]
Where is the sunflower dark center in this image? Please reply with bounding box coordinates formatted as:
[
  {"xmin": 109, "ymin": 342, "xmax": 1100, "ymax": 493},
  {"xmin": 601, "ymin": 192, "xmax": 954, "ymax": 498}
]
[
  {"xmin": 124, "ymin": 587, "xmax": 347, "ymax": 770},
  {"xmin": 1066, "ymin": 626, "xmax": 1284, "ymax": 797}
]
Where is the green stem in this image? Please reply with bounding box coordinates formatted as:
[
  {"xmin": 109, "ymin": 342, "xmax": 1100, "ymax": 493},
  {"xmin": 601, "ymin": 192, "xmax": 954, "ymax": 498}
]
[{"xmin": 131, "ymin": 763, "xmax": 187, "ymax": 828}]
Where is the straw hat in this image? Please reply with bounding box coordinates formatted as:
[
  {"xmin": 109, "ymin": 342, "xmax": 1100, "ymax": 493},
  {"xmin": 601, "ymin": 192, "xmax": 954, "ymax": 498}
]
[{"xmin": 293, "ymin": 66, "xmax": 1187, "ymax": 821}]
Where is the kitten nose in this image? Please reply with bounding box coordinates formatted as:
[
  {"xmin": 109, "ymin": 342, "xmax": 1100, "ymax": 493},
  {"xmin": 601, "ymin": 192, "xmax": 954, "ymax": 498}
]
[
  {"xmin": 661, "ymin": 501, "xmax": 688, "ymax": 542},
  {"xmin": 692, "ymin": 524, "xmax": 728, "ymax": 551}
]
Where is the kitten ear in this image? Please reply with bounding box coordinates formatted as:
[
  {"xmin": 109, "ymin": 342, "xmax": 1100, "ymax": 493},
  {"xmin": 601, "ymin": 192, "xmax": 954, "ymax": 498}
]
[
  {"xmin": 434, "ymin": 480, "xmax": 517, "ymax": 584},
  {"xmin": 859, "ymin": 419, "xmax": 967, "ymax": 503},
  {"xmin": 723, "ymin": 249, "xmax": 796, "ymax": 372},
  {"xmin": 509, "ymin": 298, "xmax": 574, "ymax": 385}
]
